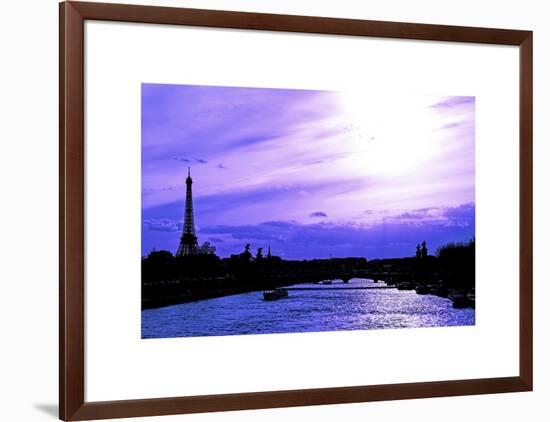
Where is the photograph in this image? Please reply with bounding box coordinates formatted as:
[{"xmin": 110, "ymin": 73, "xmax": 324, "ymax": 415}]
[
  {"xmin": 140, "ymin": 83, "xmax": 476, "ymax": 339},
  {"xmin": 0, "ymin": 0, "xmax": 538, "ymax": 420}
]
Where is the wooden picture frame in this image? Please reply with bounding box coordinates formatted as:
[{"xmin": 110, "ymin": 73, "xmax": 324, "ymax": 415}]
[{"xmin": 59, "ymin": 1, "xmax": 533, "ymax": 420}]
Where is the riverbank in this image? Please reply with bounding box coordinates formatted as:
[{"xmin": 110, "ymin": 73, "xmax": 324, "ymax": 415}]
[
  {"xmin": 388, "ymin": 280, "xmax": 475, "ymax": 308},
  {"xmin": 143, "ymin": 276, "xmax": 305, "ymax": 309},
  {"xmin": 143, "ymin": 276, "xmax": 474, "ymax": 310}
]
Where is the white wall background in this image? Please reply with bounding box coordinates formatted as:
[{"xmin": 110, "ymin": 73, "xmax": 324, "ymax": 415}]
[{"xmin": 0, "ymin": 0, "xmax": 547, "ymax": 421}]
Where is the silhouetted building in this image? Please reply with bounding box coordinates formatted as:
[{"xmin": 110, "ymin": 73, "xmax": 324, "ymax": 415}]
[
  {"xmin": 241, "ymin": 244, "xmax": 253, "ymax": 262},
  {"xmin": 256, "ymin": 247, "xmax": 263, "ymax": 261},
  {"xmin": 176, "ymin": 168, "xmax": 199, "ymax": 256},
  {"xmin": 421, "ymin": 241, "xmax": 428, "ymax": 259}
]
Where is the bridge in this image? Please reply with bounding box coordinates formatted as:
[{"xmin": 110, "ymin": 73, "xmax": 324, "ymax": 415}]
[
  {"xmin": 285, "ymin": 285, "xmax": 395, "ymax": 291},
  {"xmin": 267, "ymin": 270, "xmax": 403, "ymax": 284}
]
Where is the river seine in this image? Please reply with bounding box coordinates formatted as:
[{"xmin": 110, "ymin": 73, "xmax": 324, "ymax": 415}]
[{"xmin": 141, "ymin": 278, "xmax": 474, "ymax": 339}]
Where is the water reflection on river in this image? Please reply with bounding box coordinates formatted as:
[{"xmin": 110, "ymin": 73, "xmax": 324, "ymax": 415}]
[{"xmin": 141, "ymin": 278, "xmax": 475, "ymax": 339}]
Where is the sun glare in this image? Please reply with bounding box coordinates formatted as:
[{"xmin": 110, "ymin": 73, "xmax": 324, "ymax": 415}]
[{"xmin": 337, "ymin": 91, "xmax": 440, "ymax": 177}]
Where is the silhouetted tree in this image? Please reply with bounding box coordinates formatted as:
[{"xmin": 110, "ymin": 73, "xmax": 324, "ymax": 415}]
[
  {"xmin": 416, "ymin": 244, "xmax": 421, "ymax": 259},
  {"xmin": 142, "ymin": 250, "xmax": 175, "ymax": 284},
  {"xmin": 436, "ymin": 238, "xmax": 475, "ymax": 289},
  {"xmin": 198, "ymin": 241, "xmax": 216, "ymax": 255},
  {"xmin": 147, "ymin": 249, "xmax": 174, "ymax": 263}
]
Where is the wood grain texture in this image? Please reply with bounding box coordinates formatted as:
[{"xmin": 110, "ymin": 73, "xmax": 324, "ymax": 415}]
[
  {"xmin": 71, "ymin": 1, "xmax": 530, "ymax": 45},
  {"xmin": 59, "ymin": 1, "xmax": 533, "ymax": 420},
  {"xmin": 59, "ymin": 2, "xmax": 85, "ymax": 420},
  {"xmin": 69, "ymin": 377, "xmax": 530, "ymax": 421},
  {"xmin": 518, "ymin": 32, "xmax": 533, "ymax": 390}
]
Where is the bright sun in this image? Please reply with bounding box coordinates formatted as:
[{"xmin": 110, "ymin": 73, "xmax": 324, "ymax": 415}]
[{"xmin": 336, "ymin": 90, "xmax": 440, "ymax": 177}]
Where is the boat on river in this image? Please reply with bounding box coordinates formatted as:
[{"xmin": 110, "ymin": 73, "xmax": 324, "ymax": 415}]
[
  {"xmin": 263, "ymin": 288, "xmax": 289, "ymax": 301},
  {"xmin": 467, "ymin": 288, "xmax": 476, "ymax": 308},
  {"xmin": 449, "ymin": 289, "xmax": 471, "ymax": 308},
  {"xmin": 431, "ymin": 285, "xmax": 449, "ymax": 298},
  {"xmin": 415, "ymin": 285, "xmax": 431, "ymax": 294}
]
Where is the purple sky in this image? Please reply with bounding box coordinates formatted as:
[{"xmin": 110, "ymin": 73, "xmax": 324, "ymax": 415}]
[{"xmin": 142, "ymin": 83, "xmax": 475, "ymax": 259}]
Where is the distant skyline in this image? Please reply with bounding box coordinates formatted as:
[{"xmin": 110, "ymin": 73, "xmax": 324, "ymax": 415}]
[{"xmin": 142, "ymin": 83, "xmax": 475, "ymax": 259}]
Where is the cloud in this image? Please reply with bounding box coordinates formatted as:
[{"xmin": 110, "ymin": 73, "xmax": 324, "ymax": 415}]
[
  {"xmin": 440, "ymin": 121, "xmax": 463, "ymax": 130},
  {"xmin": 382, "ymin": 203, "xmax": 474, "ymax": 227},
  {"xmin": 230, "ymin": 135, "xmax": 276, "ymax": 148},
  {"xmin": 198, "ymin": 202, "xmax": 475, "ymax": 259},
  {"xmin": 143, "ymin": 218, "xmax": 182, "ymax": 232},
  {"xmin": 193, "ymin": 178, "xmax": 366, "ymax": 217},
  {"xmin": 141, "ymin": 202, "xmax": 475, "ymax": 258},
  {"xmin": 172, "ymin": 156, "xmax": 192, "ymax": 163},
  {"xmin": 217, "ymin": 163, "xmax": 227, "ymax": 169},
  {"xmin": 309, "ymin": 211, "xmax": 328, "ymax": 218},
  {"xmin": 431, "ymin": 96, "xmax": 475, "ymax": 109},
  {"xmin": 385, "ymin": 207, "xmax": 441, "ymax": 222},
  {"xmin": 441, "ymin": 202, "xmax": 476, "ymax": 227},
  {"xmin": 172, "ymin": 157, "xmax": 208, "ymax": 164},
  {"xmin": 142, "ymin": 186, "xmax": 175, "ymax": 194}
]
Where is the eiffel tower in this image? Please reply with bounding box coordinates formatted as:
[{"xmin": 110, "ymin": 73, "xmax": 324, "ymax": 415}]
[{"xmin": 176, "ymin": 168, "xmax": 199, "ymax": 257}]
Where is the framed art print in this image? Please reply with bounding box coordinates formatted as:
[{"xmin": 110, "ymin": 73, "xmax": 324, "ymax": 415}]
[{"xmin": 60, "ymin": 1, "xmax": 532, "ymax": 420}]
